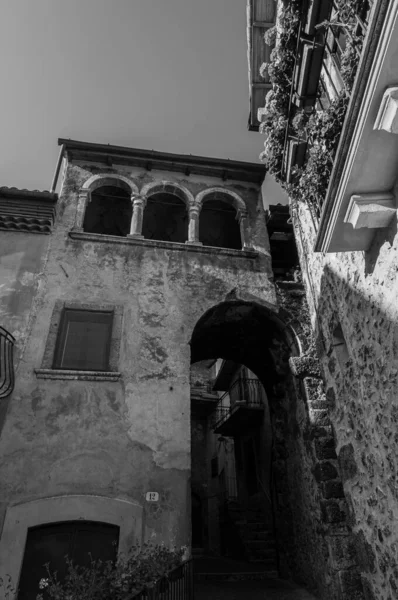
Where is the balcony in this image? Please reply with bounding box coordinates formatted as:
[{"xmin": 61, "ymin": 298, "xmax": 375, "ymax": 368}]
[
  {"xmin": 0, "ymin": 326, "xmax": 15, "ymax": 399},
  {"xmin": 212, "ymin": 378, "xmax": 264, "ymax": 436},
  {"xmin": 281, "ymin": 0, "xmax": 374, "ymax": 212}
]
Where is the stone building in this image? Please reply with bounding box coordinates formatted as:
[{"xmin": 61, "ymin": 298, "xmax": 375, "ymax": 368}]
[
  {"xmin": 0, "ymin": 133, "xmax": 361, "ymax": 600},
  {"xmin": 251, "ymin": 0, "xmax": 398, "ymax": 598}
]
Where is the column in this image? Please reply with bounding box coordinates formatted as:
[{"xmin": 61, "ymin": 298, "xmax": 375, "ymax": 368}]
[
  {"xmin": 236, "ymin": 209, "xmax": 250, "ymax": 250},
  {"xmin": 186, "ymin": 203, "xmax": 202, "ymax": 245},
  {"xmin": 72, "ymin": 189, "xmax": 90, "ymax": 231},
  {"xmin": 128, "ymin": 194, "xmax": 147, "ymax": 238}
]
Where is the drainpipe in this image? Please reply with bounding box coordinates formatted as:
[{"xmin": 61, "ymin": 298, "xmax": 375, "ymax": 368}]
[{"xmin": 50, "ymin": 144, "xmax": 65, "ymax": 193}]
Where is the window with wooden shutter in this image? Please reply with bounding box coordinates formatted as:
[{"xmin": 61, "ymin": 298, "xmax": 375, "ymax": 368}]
[{"xmin": 53, "ymin": 309, "xmax": 113, "ymax": 371}]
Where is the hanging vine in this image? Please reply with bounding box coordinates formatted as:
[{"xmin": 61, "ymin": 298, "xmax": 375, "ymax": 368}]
[{"xmin": 259, "ymin": 0, "xmax": 367, "ymax": 213}]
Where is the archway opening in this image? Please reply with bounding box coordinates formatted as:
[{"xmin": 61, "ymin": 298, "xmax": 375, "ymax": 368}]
[
  {"xmin": 83, "ymin": 185, "xmax": 132, "ymax": 237},
  {"xmin": 142, "ymin": 193, "xmax": 188, "ymax": 243},
  {"xmin": 199, "ymin": 199, "xmax": 241, "ymax": 250},
  {"xmin": 189, "ymin": 301, "xmax": 289, "ymax": 568}
]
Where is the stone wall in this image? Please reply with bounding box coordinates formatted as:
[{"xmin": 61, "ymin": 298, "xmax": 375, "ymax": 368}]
[
  {"xmin": 292, "ymin": 201, "xmax": 398, "ymax": 600},
  {"xmin": 263, "ymin": 281, "xmax": 359, "ymax": 600}
]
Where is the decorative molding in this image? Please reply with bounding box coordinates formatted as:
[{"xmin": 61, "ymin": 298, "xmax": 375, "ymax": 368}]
[
  {"xmin": 69, "ymin": 230, "xmax": 259, "ymax": 258},
  {"xmin": 140, "ymin": 181, "xmax": 194, "ymax": 207},
  {"xmin": 344, "ymin": 193, "xmax": 396, "ymax": 229},
  {"xmin": 82, "ymin": 173, "xmax": 139, "ymax": 195},
  {"xmin": 374, "ymin": 86, "xmax": 398, "ymax": 133},
  {"xmin": 35, "ymin": 369, "xmax": 121, "ymax": 381},
  {"xmin": 314, "ymin": 0, "xmax": 393, "ymax": 252}
]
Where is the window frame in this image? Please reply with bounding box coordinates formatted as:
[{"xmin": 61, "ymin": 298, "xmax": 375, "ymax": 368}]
[
  {"xmin": 53, "ymin": 308, "xmax": 114, "ymax": 372},
  {"xmin": 37, "ymin": 301, "xmax": 123, "ymax": 379}
]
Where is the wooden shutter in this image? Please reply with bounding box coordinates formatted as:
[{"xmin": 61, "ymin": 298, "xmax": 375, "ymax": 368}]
[{"xmin": 54, "ymin": 310, "xmax": 113, "ymax": 371}]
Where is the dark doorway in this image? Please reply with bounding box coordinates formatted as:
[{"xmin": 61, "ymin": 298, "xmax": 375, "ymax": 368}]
[
  {"xmin": 83, "ymin": 186, "xmax": 132, "ymax": 237},
  {"xmin": 142, "ymin": 193, "xmax": 188, "ymax": 242},
  {"xmin": 191, "ymin": 492, "xmax": 203, "ymax": 548},
  {"xmin": 17, "ymin": 521, "xmax": 119, "ymax": 600},
  {"xmin": 243, "ymin": 438, "xmax": 259, "ymax": 497},
  {"xmin": 199, "ymin": 199, "xmax": 241, "ymax": 249}
]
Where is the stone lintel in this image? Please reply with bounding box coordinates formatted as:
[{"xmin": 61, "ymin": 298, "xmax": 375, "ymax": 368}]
[
  {"xmin": 35, "ymin": 369, "xmax": 121, "ymax": 382},
  {"xmin": 344, "ymin": 193, "xmax": 396, "ymax": 230},
  {"xmin": 373, "ymin": 86, "xmax": 398, "ymax": 133}
]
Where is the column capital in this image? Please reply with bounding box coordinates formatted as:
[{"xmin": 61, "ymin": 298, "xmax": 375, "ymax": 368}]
[
  {"xmin": 131, "ymin": 193, "xmax": 147, "ymax": 207},
  {"xmin": 236, "ymin": 208, "xmax": 248, "ymax": 222},
  {"xmin": 78, "ymin": 189, "xmax": 91, "ymax": 201},
  {"xmin": 188, "ymin": 202, "xmax": 201, "ymax": 215}
]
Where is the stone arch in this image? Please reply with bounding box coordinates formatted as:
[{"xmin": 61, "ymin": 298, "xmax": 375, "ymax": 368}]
[
  {"xmin": 190, "ymin": 299, "xmax": 295, "ymax": 390},
  {"xmin": 189, "ymin": 299, "xmax": 351, "ymax": 598},
  {"xmin": 195, "ymin": 187, "xmax": 247, "ymax": 214},
  {"xmin": 0, "ymin": 495, "xmax": 143, "ymax": 588},
  {"xmin": 82, "ymin": 174, "xmax": 139, "ymax": 195},
  {"xmin": 140, "ymin": 181, "xmax": 192, "ymax": 243},
  {"xmin": 74, "ymin": 175, "xmax": 139, "ymax": 233},
  {"xmin": 195, "ymin": 188, "xmax": 248, "ymax": 250},
  {"xmin": 140, "ymin": 181, "xmax": 194, "ymax": 207}
]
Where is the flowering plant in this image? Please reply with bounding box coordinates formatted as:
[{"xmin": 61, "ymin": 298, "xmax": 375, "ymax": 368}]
[{"xmin": 36, "ymin": 542, "xmax": 186, "ymax": 600}]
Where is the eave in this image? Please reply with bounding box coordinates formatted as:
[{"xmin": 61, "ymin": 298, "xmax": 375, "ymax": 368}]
[
  {"xmin": 246, "ymin": 0, "xmax": 275, "ymax": 132},
  {"xmin": 58, "ymin": 139, "xmax": 265, "ymax": 185},
  {"xmin": 314, "ymin": 0, "xmax": 398, "ymax": 253}
]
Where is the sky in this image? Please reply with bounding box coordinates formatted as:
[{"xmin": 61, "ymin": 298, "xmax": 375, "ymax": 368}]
[{"xmin": 0, "ymin": 0, "xmax": 264, "ymax": 191}]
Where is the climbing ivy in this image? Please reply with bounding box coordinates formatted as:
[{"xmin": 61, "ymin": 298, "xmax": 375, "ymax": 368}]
[{"xmin": 259, "ymin": 0, "xmax": 365, "ymax": 214}]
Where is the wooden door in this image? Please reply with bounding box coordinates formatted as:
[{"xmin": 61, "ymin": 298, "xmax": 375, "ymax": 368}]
[{"xmin": 17, "ymin": 521, "xmax": 119, "ymax": 600}]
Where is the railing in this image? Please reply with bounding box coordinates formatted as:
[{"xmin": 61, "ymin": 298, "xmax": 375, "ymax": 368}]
[
  {"xmin": 129, "ymin": 559, "xmax": 194, "ymax": 600},
  {"xmin": 212, "ymin": 378, "xmax": 264, "ymax": 431},
  {"xmin": 0, "ymin": 326, "xmax": 15, "ymax": 399}
]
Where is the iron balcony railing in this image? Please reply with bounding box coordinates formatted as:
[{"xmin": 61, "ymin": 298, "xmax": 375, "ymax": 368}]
[
  {"xmin": 129, "ymin": 559, "xmax": 194, "ymax": 600},
  {"xmin": 0, "ymin": 326, "xmax": 15, "ymax": 399},
  {"xmin": 212, "ymin": 378, "xmax": 264, "ymax": 431}
]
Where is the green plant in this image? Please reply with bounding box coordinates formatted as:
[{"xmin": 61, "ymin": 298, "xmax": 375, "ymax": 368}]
[
  {"xmin": 0, "ymin": 575, "xmax": 16, "ymax": 600},
  {"xmin": 259, "ymin": 0, "xmax": 365, "ymax": 212},
  {"xmin": 36, "ymin": 542, "xmax": 185, "ymax": 600}
]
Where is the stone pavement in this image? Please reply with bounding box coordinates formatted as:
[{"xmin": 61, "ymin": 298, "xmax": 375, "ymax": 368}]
[
  {"xmin": 193, "ymin": 557, "xmax": 319, "ymax": 600},
  {"xmin": 195, "ymin": 578, "xmax": 319, "ymax": 599}
]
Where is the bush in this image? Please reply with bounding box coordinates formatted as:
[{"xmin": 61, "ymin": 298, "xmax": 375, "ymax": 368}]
[{"xmin": 36, "ymin": 542, "xmax": 186, "ymax": 600}]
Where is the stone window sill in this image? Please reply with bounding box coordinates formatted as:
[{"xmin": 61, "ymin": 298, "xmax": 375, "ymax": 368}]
[
  {"xmin": 68, "ymin": 230, "xmax": 258, "ymax": 258},
  {"xmin": 35, "ymin": 368, "xmax": 121, "ymax": 382}
]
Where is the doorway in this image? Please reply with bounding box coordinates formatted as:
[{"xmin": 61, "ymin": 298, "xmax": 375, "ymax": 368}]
[{"xmin": 17, "ymin": 521, "xmax": 119, "ymax": 600}]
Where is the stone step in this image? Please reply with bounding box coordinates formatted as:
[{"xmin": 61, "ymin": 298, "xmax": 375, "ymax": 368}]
[
  {"xmin": 194, "ymin": 570, "xmax": 279, "ymax": 582},
  {"xmin": 246, "ymin": 541, "xmax": 276, "ymax": 548}
]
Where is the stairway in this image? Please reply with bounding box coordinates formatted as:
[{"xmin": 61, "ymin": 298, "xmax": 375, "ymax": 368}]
[{"xmin": 228, "ymin": 502, "xmax": 278, "ymax": 577}]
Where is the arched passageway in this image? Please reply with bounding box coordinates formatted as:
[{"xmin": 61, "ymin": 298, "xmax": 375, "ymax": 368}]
[
  {"xmin": 189, "ymin": 301, "xmax": 293, "ymax": 572},
  {"xmin": 189, "ymin": 300, "xmax": 349, "ymax": 595}
]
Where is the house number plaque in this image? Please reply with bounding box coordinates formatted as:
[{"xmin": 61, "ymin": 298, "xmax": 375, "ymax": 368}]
[{"xmin": 145, "ymin": 492, "xmax": 159, "ymax": 502}]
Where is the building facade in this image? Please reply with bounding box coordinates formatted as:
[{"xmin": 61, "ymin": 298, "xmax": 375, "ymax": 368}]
[
  {"xmin": 0, "ymin": 135, "xmax": 363, "ymax": 599},
  {"xmin": 0, "ymin": 140, "xmax": 277, "ymax": 595},
  {"xmin": 252, "ymin": 0, "xmax": 398, "ymax": 598}
]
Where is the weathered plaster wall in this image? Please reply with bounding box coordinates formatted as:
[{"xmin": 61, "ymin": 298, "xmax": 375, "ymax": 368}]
[
  {"xmin": 0, "ymin": 160, "xmax": 275, "ymax": 582},
  {"xmin": 292, "ymin": 202, "xmax": 398, "ymax": 600},
  {"xmin": 0, "ymin": 232, "xmax": 49, "ymax": 362}
]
